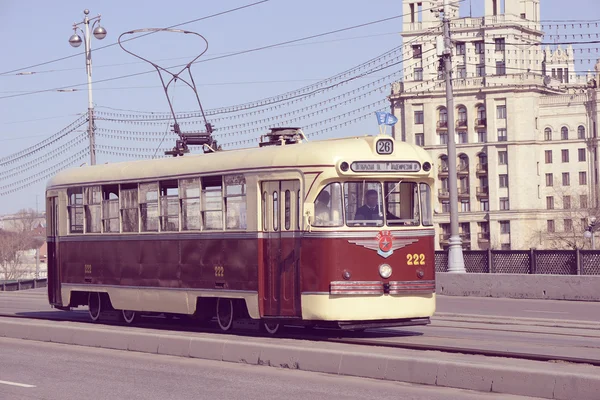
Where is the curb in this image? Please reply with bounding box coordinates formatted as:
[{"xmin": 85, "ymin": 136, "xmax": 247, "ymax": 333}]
[{"xmin": 1, "ymin": 318, "xmax": 599, "ymax": 400}]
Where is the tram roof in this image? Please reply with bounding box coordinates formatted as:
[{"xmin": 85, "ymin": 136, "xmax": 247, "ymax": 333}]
[{"xmin": 47, "ymin": 134, "xmax": 433, "ymax": 189}]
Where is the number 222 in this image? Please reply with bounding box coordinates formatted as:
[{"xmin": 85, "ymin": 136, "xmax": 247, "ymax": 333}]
[{"xmin": 407, "ymin": 253, "xmax": 425, "ymax": 265}]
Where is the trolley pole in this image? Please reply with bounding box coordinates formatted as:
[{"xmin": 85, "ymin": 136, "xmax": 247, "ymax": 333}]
[{"xmin": 440, "ymin": 0, "xmax": 465, "ymax": 272}]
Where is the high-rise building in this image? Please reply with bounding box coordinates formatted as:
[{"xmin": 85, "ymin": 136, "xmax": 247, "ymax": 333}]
[{"xmin": 390, "ymin": 0, "xmax": 600, "ymax": 250}]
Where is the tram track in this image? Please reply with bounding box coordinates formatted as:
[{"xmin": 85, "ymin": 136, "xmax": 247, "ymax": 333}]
[{"xmin": 2, "ymin": 311, "xmax": 600, "ymax": 368}]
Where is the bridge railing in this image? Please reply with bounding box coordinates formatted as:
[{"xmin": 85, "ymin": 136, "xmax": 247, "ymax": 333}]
[
  {"xmin": 435, "ymin": 249, "xmax": 600, "ymax": 275},
  {"xmin": 0, "ymin": 278, "xmax": 48, "ymax": 292}
]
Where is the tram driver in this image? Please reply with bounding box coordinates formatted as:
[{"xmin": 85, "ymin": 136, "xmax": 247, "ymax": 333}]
[
  {"xmin": 355, "ymin": 189, "xmax": 382, "ymax": 220},
  {"xmin": 315, "ymin": 190, "xmax": 331, "ymax": 225}
]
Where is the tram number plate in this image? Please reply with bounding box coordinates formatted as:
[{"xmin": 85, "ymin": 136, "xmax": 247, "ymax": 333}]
[
  {"xmin": 214, "ymin": 266, "xmax": 225, "ymax": 277},
  {"xmin": 376, "ymin": 139, "xmax": 394, "ymax": 155},
  {"xmin": 406, "ymin": 253, "xmax": 425, "ymax": 265},
  {"xmin": 84, "ymin": 264, "xmax": 92, "ymax": 274}
]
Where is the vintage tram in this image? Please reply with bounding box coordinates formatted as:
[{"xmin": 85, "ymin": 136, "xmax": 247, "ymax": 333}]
[{"xmin": 45, "ymin": 128, "xmax": 436, "ymax": 334}]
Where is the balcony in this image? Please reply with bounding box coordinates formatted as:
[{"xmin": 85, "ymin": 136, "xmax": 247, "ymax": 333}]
[
  {"xmin": 439, "ymin": 233, "xmax": 471, "ymax": 244},
  {"xmin": 438, "ymin": 188, "xmax": 449, "ymax": 199},
  {"xmin": 478, "ymin": 232, "xmax": 490, "ymax": 242},
  {"xmin": 476, "ymin": 163, "xmax": 488, "ymax": 176},
  {"xmin": 476, "ymin": 186, "xmax": 489, "ymax": 198},
  {"xmin": 475, "ymin": 118, "xmax": 487, "ymax": 127},
  {"xmin": 457, "ymin": 163, "xmax": 470, "ymax": 175},
  {"xmin": 438, "ymin": 165, "xmax": 449, "ymax": 176},
  {"xmin": 437, "ymin": 120, "xmax": 448, "ymax": 131},
  {"xmin": 458, "ymin": 187, "xmax": 470, "ymax": 198},
  {"xmin": 456, "ymin": 119, "xmax": 468, "ymax": 129}
]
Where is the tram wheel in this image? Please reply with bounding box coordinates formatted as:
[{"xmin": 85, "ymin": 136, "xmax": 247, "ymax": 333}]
[
  {"xmin": 260, "ymin": 321, "xmax": 281, "ymax": 335},
  {"xmin": 121, "ymin": 309, "xmax": 138, "ymax": 324},
  {"xmin": 216, "ymin": 298, "xmax": 234, "ymax": 332},
  {"xmin": 88, "ymin": 292, "xmax": 101, "ymax": 322}
]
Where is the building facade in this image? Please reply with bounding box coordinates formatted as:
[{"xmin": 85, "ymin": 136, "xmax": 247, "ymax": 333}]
[{"xmin": 390, "ymin": 0, "xmax": 600, "ymax": 250}]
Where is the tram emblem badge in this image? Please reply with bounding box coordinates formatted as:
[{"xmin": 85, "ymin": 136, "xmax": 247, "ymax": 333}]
[{"xmin": 348, "ymin": 230, "xmax": 417, "ymax": 259}]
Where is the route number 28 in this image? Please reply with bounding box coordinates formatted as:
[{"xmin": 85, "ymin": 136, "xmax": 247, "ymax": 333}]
[{"xmin": 406, "ymin": 253, "xmax": 425, "ymax": 266}]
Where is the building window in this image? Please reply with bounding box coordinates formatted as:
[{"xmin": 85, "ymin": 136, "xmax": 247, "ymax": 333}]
[
  {"xmin": 498, "ymin": 151, "xmax": 508, "ymax": 165},
  {"xmin": 414, "ymin": 67, "xmax": 423, "ymax": 81},
  {"xmin": 497, "ymin": 105, "xmax": 506, "ymax": 119},
  {"xmin": 461, "ymin": 201, "xmax": 471, "ymax": 212},
  {"xmin": 579, "ymin": 148, "xmax": 586, "ymax": 162},
  {"xmin": 562, "ymin": 149, "xmax": 569, "ymax": 163},
  {"xmin": 412, "ymin": 44, "xmax": 422, "ymax": 58},
  {"xmin": 477, "ymin": 105, "xmax": 486, "ymax": 121},
  {"xmin": 480, "ymin": 199, "xmax": 489, "ymax": 211},
  {"xmin": 564, "ymin": 219, "xmax": 573, "ymax": 232},
  {"xmin": 476, "ymin": 64, "xmax": 485, "ymax": 77},
  {"xmin": 545, "ymin": 150, "xmax": 552, "ymax": 163},
  {"xmin": 499, "ymin": 174, "xmax": 509, "ymax": 188},
  {"xmin": 500, "ymin": 197, "xmax": 509, "ymax": 210},
  {"xmin": 501, "ymin": 243, "xmax": 511, "ymax": 250},
  {"xmin": 581, "ymin": 195, "xmax": 588, "ymax": 208},
  {"xmin": 475, "ymin": 41, "xmax": 485, "ymax": 54},
  {"xmin": 563, "ymin": 196, "xmax": 571, "ymax": 209},
  {"xmin": 561, "ymin": 126, "xmax": 569, "ymax": 140},
  {"xmin": 500, "ymin": 221, "xmax": 510, "ymax": 234},
  {"xmin": 456, "ymin": 42, "xmax": 465, "ymax": 55},
  {"xmin": 441, "ymin": 201, "xmax": 450, "ymax": 213},
  {"xmin": 562, "ymin": 172, "xmax": 570, "ymax": 186},
  {"xmin": 547, "ymin": 220, "xmax": 555, "ymax": 233},
  {"xmin": 579, "ymin": 171, "xmax": 587, "ymax": 185},
  {"xmin": 545, "ymin": 173, "xmax": 553, "ymax": 186},
  {"xmin": 546, "ymin": 196, "xmax": 554, "ymax": 210},
  {"xmin": 415, "ymin": 133, "xmax": 424, "ymax": 146},
  {"xmin": 457, "ymin": 65, "xmax": 466, "ymax": 78},
  {"xmin": 458, "ymin": 106, "xmax": 467, "ymax": 124},
  {"xmin": 414, "ymin": 110, "xmax": 424, "ymax": 124},
  {"xmin": 497, "ymin": 128, "xmax": 507, "ymax": 141},
  {"xmin": 458, "ymin": 131, "xmax": 468, "ymax": 144},
  {"xmin": 478, "ymin": 130, "xmax": 487, "ymax": 143},
  {"xmin": 439, "ymin": 133, "xmax": 448, "ymax": 145},
  {"xmin": 439, "ymin": 107, "xmax": 448, "ymax": 125},
  {"xmin": 578, "ymin": 125, "xmax": 586, "ymax": 139},
  {"xmin": 496, "ymin": 61, "xmax": 506, "ymax": 75},
  {"xmin": 544, "ymin": 128, "xmax": 552, "ymax": 141},
  {"xmin": 494, "ymin": 38, "xmax": 505, "ymax": 52}
]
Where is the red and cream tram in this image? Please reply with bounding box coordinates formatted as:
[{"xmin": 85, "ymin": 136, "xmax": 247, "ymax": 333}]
[{"xmin": 45, "ymin": 128, "xmax": 436, "ymax": 334}]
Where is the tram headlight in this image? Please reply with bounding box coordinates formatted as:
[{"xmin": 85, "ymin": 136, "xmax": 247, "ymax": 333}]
[
  {"xmin": 340, "ymin": 162, "xmax": 349, "ymax": 172},
  {"xmin": 343, "ymin": 270, "xmax": 351, "ymax": 280},
  {"xmin": 379, "ymin": 263, "xmax": 392, "ymax": 279},
  {"xmin": 423, "ymin": 162, "xmax": 431, "ymax": 172}
]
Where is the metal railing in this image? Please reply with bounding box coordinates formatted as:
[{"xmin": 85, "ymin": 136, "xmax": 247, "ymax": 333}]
[
  {"xmin": 1, "ymin": 278, "xmax": 48, "ymax": 292},
  {"xmin": 435, "ymin": 249, "xmax": 600, "ymax": 275}
]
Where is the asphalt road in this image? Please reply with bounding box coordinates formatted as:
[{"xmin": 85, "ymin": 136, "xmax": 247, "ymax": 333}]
[{"xmin": 0, "ymin": 337, "xmax": 545, "ymax": 400}]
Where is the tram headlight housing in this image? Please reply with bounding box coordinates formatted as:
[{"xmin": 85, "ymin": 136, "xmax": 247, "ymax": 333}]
[
  {"xmin": 423, "ymin": 162, "xmax": 431, "ymax": 172},
  {"xmin": 379, "ymin": 263, "xmax": 392, "ymax": 279}
]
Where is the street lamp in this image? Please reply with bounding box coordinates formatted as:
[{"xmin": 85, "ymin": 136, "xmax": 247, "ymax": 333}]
[
  {"xmin": 68, "ymin": 9, "xmax": 107, "ymax": 166},
  {"xmin": 584, "ymin": 217, "xmax": 597, "ymax": 249}
]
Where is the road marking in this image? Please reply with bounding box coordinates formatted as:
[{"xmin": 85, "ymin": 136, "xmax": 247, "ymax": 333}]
[
  {"xmin": 0, "ymin": 380, "xmax": 36, "ymax": 388},
  {"xmin": 522, "ymin": 310, "xmax": 568, "ymax": 314}
]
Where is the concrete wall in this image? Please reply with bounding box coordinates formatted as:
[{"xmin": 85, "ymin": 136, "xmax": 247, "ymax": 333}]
[{"xmin": 437, "ymin": 272, "xmax": 600, "ymax": 301}]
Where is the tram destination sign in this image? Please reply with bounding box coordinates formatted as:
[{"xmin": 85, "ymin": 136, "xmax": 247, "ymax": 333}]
[{"xmin": 350, "ymin": 161, "xmax": 421, "ymax": 173}]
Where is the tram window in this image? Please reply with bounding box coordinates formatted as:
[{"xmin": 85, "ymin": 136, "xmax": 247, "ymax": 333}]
[
  {"xmin": 384, "ymin": 182, "xmax": 420, "ymax": 226},
  {"xmin": 224, "ymin": 174, "xmax": 247, "ymax": 230},
  {"xmin": 160, "ymin": 180, "xmax": 179, "ymax": 232},
  {"xmin": 284, "ymin": 190, "xmax": 291, "ymax": 230},
  {"xmin": 140, "ymin": 183, "xmax": 159, "ymax": 232},
  {"xmin": 298, "ymin": 191, "xmax": 302, "ymax": 230},
  {"xmin": 273, "ymin": 191, "xmax": 279, "ymax": 231},
  {"xmin": 180, "ymin": 178, "xmax": 201, "ymax": 231},
  {"xmin": 84, "ymin": 186, "xmax": 102, "ymax": 233},
  {"xmin": 120, "ymin": 184, "xmax": 139, "ymax": 233},
  {"xmin": 262, "ymin": 191, "xmax": 267, "ymax": 232},
  {"xmin": 344, "ymin": 182, "xmax": 383, "ymax": 227},
  {"xmin": 201, "ymin": 176, "xmax": 223, "ymax": 230},
  {"xmin": 67, "ymin": 187, "xmax": 84, "ymax": 234},
  {"xmin": 102, "ymin": 185, "xmax": 120, "ymax": 233},
  {"xmin": 313, "ymin": 183, "xmax": 343, "ymax": 227},
  {"xmin": 420, "ymin": 183, "xmax": 434, "ymax": 226}
]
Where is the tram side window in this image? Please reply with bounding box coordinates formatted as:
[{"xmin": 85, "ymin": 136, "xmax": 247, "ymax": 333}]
[
  {"xmin": 120, "ymin": 184, "xmax": 139, "ymax": 233},
  {"xmin": 202, "ymin": 176, "xmax": 223, "ymax": 230},
  {"xmin": 284, "ymin": 190, "xmax": 291, "ymax": 230},
  {"xmin": 224, "ymin": 174, "xmax": 247, "ymax": 230},
  {"xmin": 313, "ymin": 183, "xmax": 343, "ymax": 227},
  {"xmin": 67, "ymin": 188, "xmax": 84, "ymax": 234},
  {"xmin": 344, "ymin": 182, "xmax": 383, "ymax": 227},
  {"xmin": 84, "ymin": 186, "xmax": 102, "ymax": 233},
  {"xmin": 140, "ymin": 183, "xmax": 159, "ymax": 232},
  {"xmin": 420, "ymin": 183, "xmax": 434, "ymax": 226},
  {"xmin": 160, "ymin": 180, "xmax": 179, "ymax": 232},
  {"xmin": 384, "ymin": 182, "xmax": 420, "ymax": 226},
  {"xmin": 180, "ymin": 178, "xmax": 201, "ymax": 231},
  {"xmin": 102, "ymin": 185, "xmax": 120, "ymax": 233}
]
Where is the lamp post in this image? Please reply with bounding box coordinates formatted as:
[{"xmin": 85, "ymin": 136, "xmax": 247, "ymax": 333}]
[
  {"xmin": 584, "ymin": 217, "xmax": 597, "ymax": 249},
  {"xmin": 68, "ymin": 9, "xmax": 107, "ymax": 166}
]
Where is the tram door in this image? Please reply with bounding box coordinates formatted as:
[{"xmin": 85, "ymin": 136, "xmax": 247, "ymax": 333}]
[
  {"xmin": 261, "ymin": 180, "xmax": 301, "ymax": 317},
  {"xmin": 47, "ymin": 197, "xmax": 62, "ymax": 306}
]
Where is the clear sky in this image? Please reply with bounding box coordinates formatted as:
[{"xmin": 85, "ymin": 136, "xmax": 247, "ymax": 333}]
[{"xmin": 1, "ymin": 0, "xmax": 599, "ymax": 215}]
